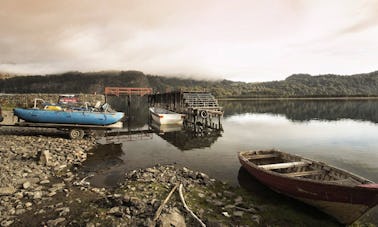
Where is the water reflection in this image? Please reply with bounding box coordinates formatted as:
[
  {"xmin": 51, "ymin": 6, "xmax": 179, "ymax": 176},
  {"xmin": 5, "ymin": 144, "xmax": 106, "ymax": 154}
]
[
  {"xmin": 237, "ymin": 167, "xmax": 342, "ymax": 225},
  {"xmin": 97, "ymin": 128, "xmax": 153, "ymax": 145},
  {"xmin": 107, "ymin": 96, "xmax": 149, "ymax": 128},
  {"xmin": 86, "ymin": 100, "xmax": 378, "ymax": 185},
  {"xmin": 81, "ymin": 99, "xmax": 378, "ymax": 224},
  {"xmin": 80, "ymin": 143, "xmax": 124, "ymax": 187},
  {"xmin": 224, "ymin": 113, "xmax": 378, "ymax": 182},
  {"xmin": 221, "ymin": 99, "xmax": 378, "ymax": 123},
  {"xmin": 150, "ymin": 122, "xmax": 222, "ymax": 151}
]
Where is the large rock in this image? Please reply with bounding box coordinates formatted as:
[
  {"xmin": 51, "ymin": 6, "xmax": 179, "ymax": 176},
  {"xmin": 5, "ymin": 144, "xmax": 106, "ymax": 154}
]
[
  {"xmin": 23, "ymin": 181, "xmax": 31, "ymax": 189},
  {"xmin": 158, "ymin": 208, "xmax": 186, "ymax": 227},
  {"xmin": 33, "ymin": 191, "xmax": 43, "ymax": 200}
]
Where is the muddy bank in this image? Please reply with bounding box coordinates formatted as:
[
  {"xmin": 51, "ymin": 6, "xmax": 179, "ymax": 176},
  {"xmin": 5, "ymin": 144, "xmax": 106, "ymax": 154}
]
[{"xmin": 0, "ymin": 127, "xmax": 359, "ymax": 226}]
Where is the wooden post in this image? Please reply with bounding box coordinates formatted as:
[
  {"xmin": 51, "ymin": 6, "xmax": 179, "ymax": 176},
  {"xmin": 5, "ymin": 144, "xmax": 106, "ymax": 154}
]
[{"xmin": 127, "ymin": 94, "xmax": 131, "ymax": 119}]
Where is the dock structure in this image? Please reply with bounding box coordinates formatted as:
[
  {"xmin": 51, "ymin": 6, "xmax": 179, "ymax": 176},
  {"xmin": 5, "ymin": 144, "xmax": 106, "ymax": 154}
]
[
  {"xmin": 148, "ymin": 90, "xmax": 223, "ymax": 132},
  {"xmin": 104, "ymin": 87, "xmax": 153, "ymax": 118},
  {"xmin": 104, "ymin": 87, "xmax": 152, "ymax": 99}
]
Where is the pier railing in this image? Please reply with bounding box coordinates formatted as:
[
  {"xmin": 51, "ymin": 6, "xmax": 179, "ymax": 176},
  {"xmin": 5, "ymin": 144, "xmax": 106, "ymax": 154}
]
[{"xmin": 104, "ymin": 87, "xmax": 153, "ymax": 96}]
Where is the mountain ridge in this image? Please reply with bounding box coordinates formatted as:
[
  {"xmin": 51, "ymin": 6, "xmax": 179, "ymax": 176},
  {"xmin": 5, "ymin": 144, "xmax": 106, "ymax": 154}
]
[{"xmin": 1, "ymin": 70, "xmax": 378, "ymax": 98}]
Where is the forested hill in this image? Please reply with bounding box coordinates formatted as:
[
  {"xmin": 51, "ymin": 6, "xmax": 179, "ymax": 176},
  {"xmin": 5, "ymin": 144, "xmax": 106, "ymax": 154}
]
[{"xmin": 1, "ymin": 70, "xmax": 378, "ymax": 98}]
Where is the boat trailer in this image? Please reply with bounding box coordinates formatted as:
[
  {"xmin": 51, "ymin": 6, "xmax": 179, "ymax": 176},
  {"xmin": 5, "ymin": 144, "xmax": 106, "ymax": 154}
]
[{"xmin": 0, "ymin": 121, "xmax": 123, "ymax": 140}]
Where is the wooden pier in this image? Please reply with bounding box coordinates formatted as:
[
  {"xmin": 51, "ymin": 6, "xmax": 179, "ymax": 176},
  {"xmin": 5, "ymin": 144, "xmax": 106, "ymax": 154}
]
[
  {"xmin": 104, "ymin": 87, "xmax": 152, "ymax": 97},
  {"xmin": 148, "ymin": 90, "xmax": 223, "ymax": 132},
  {"xmin": 104, "ymin": 87, "xmax": 152, "ymax": 122}
]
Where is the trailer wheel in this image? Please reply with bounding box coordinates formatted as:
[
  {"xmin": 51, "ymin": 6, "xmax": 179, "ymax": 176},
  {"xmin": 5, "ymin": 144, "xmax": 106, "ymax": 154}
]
[{"xmin": 69, "ymin": 129, "xmax": 85, "ymax": 140}]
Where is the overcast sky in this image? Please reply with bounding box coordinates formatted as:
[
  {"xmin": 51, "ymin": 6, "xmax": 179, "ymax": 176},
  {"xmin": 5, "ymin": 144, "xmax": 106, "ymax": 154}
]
[{"xmin": 0, "ymin": 0, "xmax": 378, "ymax": 82}]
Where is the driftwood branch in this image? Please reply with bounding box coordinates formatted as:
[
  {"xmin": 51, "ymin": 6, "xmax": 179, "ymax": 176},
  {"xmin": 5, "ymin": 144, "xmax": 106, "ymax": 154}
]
[
  {"xmin": 179, "ymin": 183, "xmax": 206, "ymax": 227},
  {"xmin": 235, "ymin": 206, "xmax": 258, "ymax": 214},
  {"xmin": 150, "ymin": 183, "xmax": 179, "ymax": 227},
  {"xmin": 73, "ymin": 174, "xmax": 94, "ymax": 186}
]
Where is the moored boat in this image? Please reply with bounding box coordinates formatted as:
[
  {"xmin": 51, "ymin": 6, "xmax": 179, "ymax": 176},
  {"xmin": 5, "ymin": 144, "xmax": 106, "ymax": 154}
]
[
  {"xmin": 238, "ymin": 150, "xmax": 378, "ymax": 224},
  {"xmin": 149, "ymin": 121, "xmax": 182, "ymax": 134},
  {"xmin": 149, "ymin": 107, "xmax": 184, "ymax": 125}
]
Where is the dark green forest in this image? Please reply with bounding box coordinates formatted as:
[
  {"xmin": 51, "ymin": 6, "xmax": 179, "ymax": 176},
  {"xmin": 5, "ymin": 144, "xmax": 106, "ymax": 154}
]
[
  {"xmin": 1, "ymin": 70, "xmax": 378, "ymax": 98},
  {"xmin": 220, "ymin": 100, "xmax": 378, "ymax": 123}
]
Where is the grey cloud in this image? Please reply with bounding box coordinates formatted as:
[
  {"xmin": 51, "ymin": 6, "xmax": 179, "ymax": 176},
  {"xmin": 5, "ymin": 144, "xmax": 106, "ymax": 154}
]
[{"xmin": 1, "ymin": 0, "xmax": 378, "ymax": 81}]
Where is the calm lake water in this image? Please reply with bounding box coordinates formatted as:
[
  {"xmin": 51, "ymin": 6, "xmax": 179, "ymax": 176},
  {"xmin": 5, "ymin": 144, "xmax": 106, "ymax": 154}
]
[{"xmin": 82, "ymin": 99, "xmax": 378, "ymax": 223}]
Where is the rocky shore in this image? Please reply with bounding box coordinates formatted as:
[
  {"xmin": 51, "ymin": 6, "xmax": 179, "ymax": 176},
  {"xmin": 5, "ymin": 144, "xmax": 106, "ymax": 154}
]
[
  {"xmin": 0, "ymin": 127, "xmax": 263, "ymax": 226},
  {"xmin": 0, "ymin": 126, "xmax": 361, "ymax": 227},
  {"xmin": 0, "ymin": 127, "xmax": 95, "ymax": 226}
]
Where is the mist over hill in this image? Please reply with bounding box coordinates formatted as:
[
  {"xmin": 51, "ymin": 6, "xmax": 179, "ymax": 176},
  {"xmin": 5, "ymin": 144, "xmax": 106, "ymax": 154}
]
[{"xmin": 1, "ymin": 70, "xmax": 378, "ymax": 98}]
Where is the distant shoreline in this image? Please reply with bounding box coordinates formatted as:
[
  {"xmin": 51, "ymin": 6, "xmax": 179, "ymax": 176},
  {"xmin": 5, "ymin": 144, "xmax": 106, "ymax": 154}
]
[{"xmin": 217, "ymin": 97, "xmax": 378, "ymax": 101}]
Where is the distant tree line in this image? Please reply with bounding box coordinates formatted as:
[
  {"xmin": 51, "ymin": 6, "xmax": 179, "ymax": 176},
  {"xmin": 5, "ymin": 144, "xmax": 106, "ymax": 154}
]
[
  {"xmin": 1, "ymin": 70, "xmax": 378, "ymax": 98},
  {"xmin": 220, "ymin": 99, "xmax": 378, "ymax": 123}
]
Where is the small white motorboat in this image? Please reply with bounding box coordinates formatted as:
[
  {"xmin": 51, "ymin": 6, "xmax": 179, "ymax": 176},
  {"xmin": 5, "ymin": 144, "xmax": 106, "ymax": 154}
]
[
  {"xmin": 149, "ymin": 121, "xmax": 183, "ymax": 134},
  {"xmin": 149, "ymin": 107, "xmax": 184, "ymax": 125}
]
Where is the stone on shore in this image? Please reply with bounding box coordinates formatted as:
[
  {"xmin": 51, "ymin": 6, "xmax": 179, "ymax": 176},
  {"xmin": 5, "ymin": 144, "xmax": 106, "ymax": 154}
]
[
  {"xmin": 0, "ymin": 127, "xmax": 96, "ymax": 226},
  {"xmin": 0, "ymin": 186, "xmax": 16, "ymax": 196},
  {"xmin": 159, "ymin": 208, "xmax": 186, "ymax": 227},
  {"xmin": 39, "ymin": 150, "xmax": 51, "ymax": 166}
]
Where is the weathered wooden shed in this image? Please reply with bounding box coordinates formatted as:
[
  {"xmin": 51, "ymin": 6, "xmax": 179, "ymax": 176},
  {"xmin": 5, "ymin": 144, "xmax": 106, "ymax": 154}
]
[{"xmin": 148, "ymin": 90, "xmax": 223, "ymax": 131}]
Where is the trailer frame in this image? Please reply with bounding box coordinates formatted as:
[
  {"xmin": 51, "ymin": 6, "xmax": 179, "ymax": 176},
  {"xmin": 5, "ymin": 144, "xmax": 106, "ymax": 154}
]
[{"xmin": 0, "ymin": 121, "xmax": 123, "ymax": 139}]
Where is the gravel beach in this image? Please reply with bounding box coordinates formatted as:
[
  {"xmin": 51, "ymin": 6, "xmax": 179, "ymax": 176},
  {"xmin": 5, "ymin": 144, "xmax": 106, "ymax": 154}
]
[
  {"xmin": 0, "ymin": 126, "xmax": 354, "ymax": 227},
  {"xmin": 0, "ymin": 127, "xmax": 263, "ymax": 226},
  {"xmin": 0, "ymin": 127, "xmax": 95, "ymax": 226}
]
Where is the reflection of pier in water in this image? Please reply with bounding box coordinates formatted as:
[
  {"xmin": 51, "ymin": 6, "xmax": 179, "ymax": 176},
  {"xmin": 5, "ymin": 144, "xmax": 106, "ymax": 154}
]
[
  {"xmin": 97, "ymin": 123, "xmax": 222, "ymax": 150},
  {"xmin": 150, "ymin": 122, "xmax": 222, "ymax": 151},
  {"xmin": 97, "ymin": 128, "xmax": 153, "ymax": 144}
]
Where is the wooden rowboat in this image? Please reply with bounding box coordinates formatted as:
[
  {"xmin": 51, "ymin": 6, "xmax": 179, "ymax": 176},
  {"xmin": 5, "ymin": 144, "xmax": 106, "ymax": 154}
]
[{"xmin": 238, "ymin": 150, "xmax": 378, "ymax": 224}]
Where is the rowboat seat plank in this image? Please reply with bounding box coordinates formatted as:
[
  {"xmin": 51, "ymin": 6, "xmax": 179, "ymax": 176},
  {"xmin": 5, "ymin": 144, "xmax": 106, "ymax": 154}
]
[
  {"xmin": 248, "ymin": 153, "xmax": 280, "ymax": 160},
  {"xmin": 259, "ymin": 161, "xmax": 309, "ymax": 170},
  {"xmin": 283, "ymin": 170, "xmax": 323, "ymax": 177}
]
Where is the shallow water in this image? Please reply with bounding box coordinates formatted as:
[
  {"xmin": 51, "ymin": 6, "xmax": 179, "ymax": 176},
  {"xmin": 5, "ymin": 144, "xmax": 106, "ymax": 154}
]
[
  {"xmin": 85, "ymin": 100, "xmax": 378, "ymax": 185},
  {"xmin": 82, "ymin": 99, "xmax": 378, "ymax": 224}
]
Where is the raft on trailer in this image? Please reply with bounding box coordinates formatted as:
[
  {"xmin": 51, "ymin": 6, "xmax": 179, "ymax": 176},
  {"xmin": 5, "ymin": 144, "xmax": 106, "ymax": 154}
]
[
  {"xmin": 13, "ymin": 108, "xmax": 124, "ymax": 126},
  {"xmin": 8, "ymin": 98, "xmax": 125, "ymax": 139},
  {"xmin": 13, "ymin": 99, "xmax": 124, "ymax": 126},
  {"xmin": 238, "ymin": 150, "xmax": 378, "ymax": 224}
]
